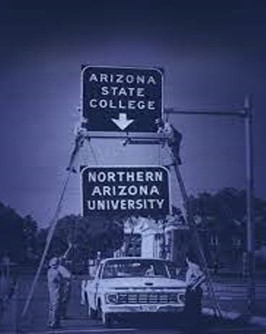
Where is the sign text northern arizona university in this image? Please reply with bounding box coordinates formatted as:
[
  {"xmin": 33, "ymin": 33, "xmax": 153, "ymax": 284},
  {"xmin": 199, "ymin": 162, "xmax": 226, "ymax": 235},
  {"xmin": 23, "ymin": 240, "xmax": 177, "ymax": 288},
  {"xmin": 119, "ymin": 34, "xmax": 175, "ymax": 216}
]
[{"xmin": 81, "ymin": 166, "xmax": 170, "ymax": 217}]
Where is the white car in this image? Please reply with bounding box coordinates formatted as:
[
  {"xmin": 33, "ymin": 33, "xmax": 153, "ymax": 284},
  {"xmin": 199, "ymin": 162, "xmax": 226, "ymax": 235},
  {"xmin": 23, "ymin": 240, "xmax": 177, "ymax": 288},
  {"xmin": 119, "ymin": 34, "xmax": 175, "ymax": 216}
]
[{"xmin": 81, "ymin": 257, "xmax": 186, "ymax": 327}]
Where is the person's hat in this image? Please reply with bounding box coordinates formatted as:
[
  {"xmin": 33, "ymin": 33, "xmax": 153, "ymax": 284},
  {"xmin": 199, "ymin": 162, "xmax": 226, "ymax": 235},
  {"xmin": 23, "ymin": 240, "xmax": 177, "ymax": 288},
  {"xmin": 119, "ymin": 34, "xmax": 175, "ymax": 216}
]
[{"xmin": 49, "ymin": 257, "xmax": 59, "ymax": 267}]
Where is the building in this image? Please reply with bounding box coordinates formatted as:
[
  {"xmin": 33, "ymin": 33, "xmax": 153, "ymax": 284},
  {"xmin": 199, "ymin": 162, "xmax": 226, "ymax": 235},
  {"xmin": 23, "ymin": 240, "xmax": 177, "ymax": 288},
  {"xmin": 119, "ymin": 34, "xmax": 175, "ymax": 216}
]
[{"xmin": 114, "ymin": 213, "xmax": 190, "ymax": 265}]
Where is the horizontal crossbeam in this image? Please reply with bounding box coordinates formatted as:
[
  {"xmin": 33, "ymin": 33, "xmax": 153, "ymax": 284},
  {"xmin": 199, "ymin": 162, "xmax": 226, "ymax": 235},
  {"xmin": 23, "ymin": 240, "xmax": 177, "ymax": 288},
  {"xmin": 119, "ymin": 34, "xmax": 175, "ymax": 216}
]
[
  {"xmin": 85, "ymin": 131, "xmax": 166, "ymax": 141},
  {"xmin": 165, "ymin": 107, "xmax": 246, "ymax": 117}
]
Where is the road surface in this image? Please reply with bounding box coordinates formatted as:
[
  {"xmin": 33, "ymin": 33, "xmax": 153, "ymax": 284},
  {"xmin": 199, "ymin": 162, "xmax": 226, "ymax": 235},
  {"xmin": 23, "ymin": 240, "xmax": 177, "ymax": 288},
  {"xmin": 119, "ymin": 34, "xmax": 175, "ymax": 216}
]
[{"xmin": 1, "ymin": 274, "xmax": 265, "ymax": 333}]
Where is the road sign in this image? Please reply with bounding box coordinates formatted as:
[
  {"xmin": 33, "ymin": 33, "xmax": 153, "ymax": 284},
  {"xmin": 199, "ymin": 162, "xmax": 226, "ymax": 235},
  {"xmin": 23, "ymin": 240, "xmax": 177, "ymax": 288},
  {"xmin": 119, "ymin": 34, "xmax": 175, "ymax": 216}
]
[
  {"xmin": 81, "ymin": 166, "xmax": 171, "ymax": 217},
  {"xmin": 81, "ymin": 66, "xmax": 163, "ymax": 132}
]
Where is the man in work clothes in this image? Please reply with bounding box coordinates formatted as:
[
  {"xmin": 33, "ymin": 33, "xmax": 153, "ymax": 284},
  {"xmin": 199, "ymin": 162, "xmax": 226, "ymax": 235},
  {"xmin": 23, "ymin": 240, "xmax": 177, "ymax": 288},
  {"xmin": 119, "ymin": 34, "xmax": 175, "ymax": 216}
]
[
  {"xmin": 184, "ymin": 252, "xmax": 206, "ymax": 334},
  {"xmin": 58, "ymin": 257, "xmax": 72, "ymax": 319},
  {"xmin": 155, "ymin": 118, "xmax": 182, "ymax": 165},
  {"xmin": 66, "ymin": 117, "xmax": 88, "ymax": 173},
  {"xmin": 47, "ymin": 257, "xmax": 63, "ymax": 329}
]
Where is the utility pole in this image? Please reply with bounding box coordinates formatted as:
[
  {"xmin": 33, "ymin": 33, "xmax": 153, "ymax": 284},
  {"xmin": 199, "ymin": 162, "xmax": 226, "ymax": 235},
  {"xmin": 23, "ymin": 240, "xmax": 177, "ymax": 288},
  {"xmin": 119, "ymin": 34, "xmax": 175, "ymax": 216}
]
[
  {"xmin": 165, "ymin": 97, "xmax": 256, "ymax": 314},
  {"xmin": 244, "ymin": 96, "xmax": 255, "ymax": 314}
]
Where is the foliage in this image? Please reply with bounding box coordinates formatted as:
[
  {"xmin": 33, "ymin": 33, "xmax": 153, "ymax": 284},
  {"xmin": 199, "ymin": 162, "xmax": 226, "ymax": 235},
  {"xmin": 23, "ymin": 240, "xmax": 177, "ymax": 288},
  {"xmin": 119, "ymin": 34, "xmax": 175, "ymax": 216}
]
[
  {"xmin": 49, "ymin": 214, "xmax": 124, "ymax": 262},
  {"xmin": 0, "ymin": 202, "xmax": 26, "ymax": 262},
  {"xmin": 1, "ymin": 186, "xmax": 266, "ymax": 269},
  {"xmin": 188, "ymin": 188, "xmax": 266, "ymax": 266}
]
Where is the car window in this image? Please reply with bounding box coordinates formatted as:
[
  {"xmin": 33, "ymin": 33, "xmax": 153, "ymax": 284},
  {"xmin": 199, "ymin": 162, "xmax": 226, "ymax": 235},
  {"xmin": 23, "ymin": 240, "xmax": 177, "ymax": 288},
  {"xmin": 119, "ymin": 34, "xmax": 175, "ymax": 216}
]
[
  {"xmin": 166, "ymin": 261, "xmax": 183, "ymax": 279},
  {"xmin": 102, "ymin": 259, "xmax": 169, "ymax": 279}
]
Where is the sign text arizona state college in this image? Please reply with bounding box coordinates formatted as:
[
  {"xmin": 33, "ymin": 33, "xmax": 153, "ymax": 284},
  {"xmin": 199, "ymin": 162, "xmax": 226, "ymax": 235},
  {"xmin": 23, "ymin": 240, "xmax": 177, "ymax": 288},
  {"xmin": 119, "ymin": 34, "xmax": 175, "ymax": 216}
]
[
  {"xmin": 81, "ymin": 166, "xmax": 171, "ymax": 217},
  {"xmin": 82, "ymin": 66, "xmax": 163, "ymax": 132}
]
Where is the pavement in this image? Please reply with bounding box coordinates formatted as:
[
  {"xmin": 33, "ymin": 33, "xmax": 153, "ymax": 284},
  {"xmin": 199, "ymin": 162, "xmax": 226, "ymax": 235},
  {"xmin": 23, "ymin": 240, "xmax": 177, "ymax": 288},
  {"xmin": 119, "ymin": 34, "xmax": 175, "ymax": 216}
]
[
  {"xmin": 1, "ymin": 274, "xmax": 266, "ymax": 333},
  {"xmin": 201, "ymin": 271, "xmax": 266, "ymax": 330},
  {"xmin": 203, "ymin": 307, "xmax": 266, "ymax": 329}
]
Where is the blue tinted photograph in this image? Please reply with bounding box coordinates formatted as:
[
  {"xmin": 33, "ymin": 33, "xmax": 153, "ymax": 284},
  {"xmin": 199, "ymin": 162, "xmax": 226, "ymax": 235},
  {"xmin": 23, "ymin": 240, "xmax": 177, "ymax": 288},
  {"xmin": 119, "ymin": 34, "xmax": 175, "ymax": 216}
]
[{"xmin": 0, "ymin": 1, "xmax": 266, "ymax": 333}]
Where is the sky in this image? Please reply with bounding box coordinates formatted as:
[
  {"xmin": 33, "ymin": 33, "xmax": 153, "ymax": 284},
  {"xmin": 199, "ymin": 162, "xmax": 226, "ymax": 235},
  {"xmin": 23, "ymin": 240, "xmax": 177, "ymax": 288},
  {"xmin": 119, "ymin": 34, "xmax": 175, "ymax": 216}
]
[{"xmin": 0, "ymin": 0, "xmax": 266, "ymax": 227}]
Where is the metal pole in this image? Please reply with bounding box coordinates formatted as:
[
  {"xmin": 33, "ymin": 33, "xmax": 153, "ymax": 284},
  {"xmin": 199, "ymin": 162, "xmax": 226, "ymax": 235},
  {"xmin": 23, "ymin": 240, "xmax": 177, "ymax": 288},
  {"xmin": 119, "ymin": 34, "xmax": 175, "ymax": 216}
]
[
  {"xmin": 244, "ymin": 96, "xmax": 255, "ymax": 314},
  {"xmin": 21, "ymin": 170, "xmax": 72, "ymax": 318},
  {"xmin": 165, "ymin": 108, "xmax": 246, "ymax": 117}
]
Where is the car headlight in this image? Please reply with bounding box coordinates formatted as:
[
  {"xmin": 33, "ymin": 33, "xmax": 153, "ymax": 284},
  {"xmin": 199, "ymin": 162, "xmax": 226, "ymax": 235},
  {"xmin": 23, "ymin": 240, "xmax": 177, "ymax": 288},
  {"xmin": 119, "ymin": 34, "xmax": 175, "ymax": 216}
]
[
  {"xmin": 105, "ymin": 293, "xmax": 118, "ymax": 304},
  {"xmin": 178, "ymin": 293, "xmax": 186, "ymax": 304}
]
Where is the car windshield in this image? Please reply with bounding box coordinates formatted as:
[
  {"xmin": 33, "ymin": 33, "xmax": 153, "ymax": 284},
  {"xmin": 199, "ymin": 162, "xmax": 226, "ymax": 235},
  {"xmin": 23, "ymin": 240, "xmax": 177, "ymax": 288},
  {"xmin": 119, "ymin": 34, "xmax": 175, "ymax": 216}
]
[{"xmin": 102, "ymin": 259, "xmax": 173, "ymax": 279}]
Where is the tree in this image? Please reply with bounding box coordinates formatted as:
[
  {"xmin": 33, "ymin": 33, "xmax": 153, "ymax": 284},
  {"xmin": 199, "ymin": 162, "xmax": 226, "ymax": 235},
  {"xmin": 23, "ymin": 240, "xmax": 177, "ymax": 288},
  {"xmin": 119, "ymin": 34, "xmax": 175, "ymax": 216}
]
[
  {"xmin": 0, "ymin": 202, "xmax": 26, "ymax": 262},
  {"xmin": 35, "ymin": 227, "xmax": 48, "ymax": 261},
  {"xmin": 188, "ymin": 188, "xmax": 266, "ymax": 268},
  {"xmin": 48, "ymin": 214, "xmax": 124, "ymax": 264},
  {"xmin": 122, "ymin": 216, "xmax": 139, "ymax": 255},
  {"xmin": 22, "ymin": 215, "xmax": 39, "ymax": 262},
  {"xmin": 76, "ymin": 214, "xmax": 124, "ymax": 259}
]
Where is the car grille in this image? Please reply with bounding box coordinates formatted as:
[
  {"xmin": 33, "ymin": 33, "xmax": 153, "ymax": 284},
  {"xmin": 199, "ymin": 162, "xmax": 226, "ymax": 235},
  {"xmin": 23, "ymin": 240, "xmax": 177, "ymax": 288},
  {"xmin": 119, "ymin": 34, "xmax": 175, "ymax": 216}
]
[{"xmin": 117, "ymin": 292, "xmax": 183, "ymax": 304}]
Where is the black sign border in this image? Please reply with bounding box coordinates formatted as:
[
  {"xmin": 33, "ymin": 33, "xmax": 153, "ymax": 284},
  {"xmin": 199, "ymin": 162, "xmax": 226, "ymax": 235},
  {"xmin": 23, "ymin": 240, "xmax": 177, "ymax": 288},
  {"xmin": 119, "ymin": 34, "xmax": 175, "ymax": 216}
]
[
  {"xmin": 80, "ymin": 65, "xmax": 164, "ymax": 133},
  {"xmin": 80, "ymin": 165, "xmax": 172, "ymax": 218}
]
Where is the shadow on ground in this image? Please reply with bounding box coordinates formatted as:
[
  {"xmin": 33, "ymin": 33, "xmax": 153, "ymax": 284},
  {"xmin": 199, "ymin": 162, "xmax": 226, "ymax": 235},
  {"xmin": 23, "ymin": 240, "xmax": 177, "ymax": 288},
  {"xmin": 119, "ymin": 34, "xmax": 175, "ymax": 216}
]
[{"xmin": 103, "ymin": 313, "xmax": 262, "ymax": 332}]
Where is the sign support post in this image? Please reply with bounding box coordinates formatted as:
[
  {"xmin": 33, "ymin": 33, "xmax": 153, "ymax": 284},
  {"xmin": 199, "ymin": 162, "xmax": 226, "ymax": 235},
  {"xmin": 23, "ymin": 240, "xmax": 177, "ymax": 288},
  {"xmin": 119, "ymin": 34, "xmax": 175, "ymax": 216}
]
[
  {"xmin": 165, "ymin": 100, "xmax": 256, "ymax": 315},
  {"xmin": 244, "ymin": 96, "xmax": 255, "ymax": 315}
]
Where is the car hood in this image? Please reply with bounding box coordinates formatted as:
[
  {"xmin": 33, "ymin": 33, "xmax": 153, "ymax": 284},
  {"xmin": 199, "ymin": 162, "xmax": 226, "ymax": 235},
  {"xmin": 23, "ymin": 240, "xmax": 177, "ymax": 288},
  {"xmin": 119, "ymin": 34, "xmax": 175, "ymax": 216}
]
[{"xmin": 99, "ymin": 277, "xmax": 186, "ymax": 290}]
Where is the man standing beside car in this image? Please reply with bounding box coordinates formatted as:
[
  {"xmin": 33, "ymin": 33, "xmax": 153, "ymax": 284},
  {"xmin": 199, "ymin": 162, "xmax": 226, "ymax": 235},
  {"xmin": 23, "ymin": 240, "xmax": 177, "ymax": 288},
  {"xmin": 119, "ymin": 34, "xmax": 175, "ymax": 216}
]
[
  {"xmin": 58, "ymin": 256, "xmax": 72, "ymax": 319},
  {"xmin": 47, "ymin": 257, "xmax": 63, "ymax": 329},
  {"xmin": 184, "ymin": 252, "xmax": 206, "ymax": 334}
]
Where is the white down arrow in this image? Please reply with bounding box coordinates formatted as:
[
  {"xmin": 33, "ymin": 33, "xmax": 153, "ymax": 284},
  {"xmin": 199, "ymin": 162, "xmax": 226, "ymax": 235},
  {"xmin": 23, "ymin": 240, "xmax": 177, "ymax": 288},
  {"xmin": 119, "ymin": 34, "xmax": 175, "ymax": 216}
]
[{"xmin": 111, "ymin": 113, "xmax": 134, "ymax": 130}]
